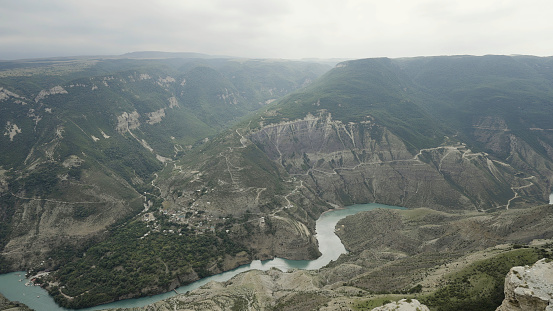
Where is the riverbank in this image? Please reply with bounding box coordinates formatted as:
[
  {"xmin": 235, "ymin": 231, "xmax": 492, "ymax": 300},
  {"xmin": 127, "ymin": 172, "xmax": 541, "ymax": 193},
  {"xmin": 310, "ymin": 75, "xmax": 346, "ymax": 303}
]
[
  {"xmin": 0, "ymin": 203, "xmax": 402, "ymax": 310},
  {"xmin": 0, "ymin": 291, "xmax": 32, "ymax": 311}
]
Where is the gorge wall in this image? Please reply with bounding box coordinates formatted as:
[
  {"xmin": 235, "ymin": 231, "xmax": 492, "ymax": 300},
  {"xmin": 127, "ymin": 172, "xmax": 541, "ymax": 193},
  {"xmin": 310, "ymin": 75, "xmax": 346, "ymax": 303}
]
[{"xmin": 249, "ymin": 112, "xmax": 551, "ymax": 211}]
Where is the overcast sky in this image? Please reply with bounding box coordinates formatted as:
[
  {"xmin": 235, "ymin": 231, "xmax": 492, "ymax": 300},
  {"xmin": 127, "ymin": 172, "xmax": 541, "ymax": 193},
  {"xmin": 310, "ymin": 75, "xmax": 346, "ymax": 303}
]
[{"xmin": 1, "ymin": 0, "xmax": 552, "ymax": 60}]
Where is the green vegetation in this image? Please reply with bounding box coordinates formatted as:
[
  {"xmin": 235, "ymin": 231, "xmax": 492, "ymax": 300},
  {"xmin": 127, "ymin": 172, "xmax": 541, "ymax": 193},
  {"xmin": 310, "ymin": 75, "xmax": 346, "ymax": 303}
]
[
  {"xmin": 399, "ymin": 55, "xmax": 553, "ymax": 156},
  {"xmin": 48, "ymin": 219, "xmax": 247, "ymax": 309},
  {"xmin": 260, "ymin": 58, "xmax": 449, "ymax": 150},
  {"xmin": 20, "ymin": 163, "xmax": 63, "ymax": 195},
  {"xmin": 421, "ymin": 247, "xmax": 552, "ymax": 311},
  {"xmin": 231, "ymin": 296, "xmax": 249, "ymax": 311}
]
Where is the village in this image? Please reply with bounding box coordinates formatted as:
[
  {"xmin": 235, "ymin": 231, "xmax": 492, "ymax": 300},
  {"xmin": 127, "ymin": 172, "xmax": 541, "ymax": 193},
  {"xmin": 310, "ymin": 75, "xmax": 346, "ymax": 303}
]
[
  {"xmin": 139, "ymin": 183, "xmax": 268, "ymax": 238},
  {"xmin": 140, "ymin": 194, "xmax": 238, "ymax": 237}
]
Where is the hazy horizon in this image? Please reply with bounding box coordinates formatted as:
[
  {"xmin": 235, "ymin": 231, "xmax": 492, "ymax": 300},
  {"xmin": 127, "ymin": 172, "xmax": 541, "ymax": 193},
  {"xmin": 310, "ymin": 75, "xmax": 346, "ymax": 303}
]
[
  {"xmin": 1, "ymin": 50, "xmax": 550, "ymax": 63},
  {"xmin": 2, "ymin": 0, "xmax": 553, "ymax": 61}
]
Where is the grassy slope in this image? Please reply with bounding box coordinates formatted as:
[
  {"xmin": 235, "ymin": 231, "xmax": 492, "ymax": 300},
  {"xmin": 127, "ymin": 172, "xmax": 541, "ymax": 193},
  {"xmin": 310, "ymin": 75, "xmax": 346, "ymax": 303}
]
[
  {"xmin": 420, "ymin": 247, "xmax": 550, "ymax": 311},
  {"xmin": 350, "ymin": 247, "xmax": 550, "ymax": 311},
  {"xmin": 333, "ymin": 204, "xmax": 553, "ymax": 310}
]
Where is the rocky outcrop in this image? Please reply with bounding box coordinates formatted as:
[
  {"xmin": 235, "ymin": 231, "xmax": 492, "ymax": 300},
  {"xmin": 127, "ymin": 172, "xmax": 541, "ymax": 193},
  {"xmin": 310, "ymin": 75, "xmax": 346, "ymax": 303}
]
[
  {"xmin": 0, "ymin": 87, "xmax": 24, "ymax": 101},
  {"xmin": 497, "ymin": 258, "xmax": 553, "ymax": 311},
  {"xmin": 146, "ymin": 108, "xmax": 166, "ymax": 124},
  {"xmin": 114, "ymin": 269, "xmax": 324, "ymax": 311},
  {"xmin": 372, "ymin": 299, "xmax": 430, "ymax": 311},
  {"xmin": 116, "ymin": 111, "xmax": 141, "ymax": 133},
  {"xmin": 4, "ymin": 121, "xmax": 22, "ymax": 141},
  {"xmin": 34, "ymin": 86, "xmax": 68, "ymax": 102}
]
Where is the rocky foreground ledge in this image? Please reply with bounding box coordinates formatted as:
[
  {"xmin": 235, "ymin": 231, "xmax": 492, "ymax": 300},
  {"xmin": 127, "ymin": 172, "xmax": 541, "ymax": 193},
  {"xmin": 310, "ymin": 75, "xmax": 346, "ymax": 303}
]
[
  {"xmin": 497, "ymin": 258, "xmax": 553, "ymax": 311},
  {"xmin": 371, "ymin": 298, "xmax": 429, "ymax": 311}
]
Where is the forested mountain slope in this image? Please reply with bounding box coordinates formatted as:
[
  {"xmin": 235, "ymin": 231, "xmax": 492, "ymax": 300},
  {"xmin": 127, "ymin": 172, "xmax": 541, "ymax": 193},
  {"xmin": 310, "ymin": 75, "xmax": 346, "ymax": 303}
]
[{"xmin": 0, "ymin": 56, "xmax": 329, "ymax": 277}]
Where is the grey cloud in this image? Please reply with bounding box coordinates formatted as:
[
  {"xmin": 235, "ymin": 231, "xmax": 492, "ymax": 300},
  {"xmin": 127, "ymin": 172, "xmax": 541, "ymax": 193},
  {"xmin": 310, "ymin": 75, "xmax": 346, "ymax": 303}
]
[{"xmin": 1, "ymin": 0, "xmax": 553, "ymax": 60}]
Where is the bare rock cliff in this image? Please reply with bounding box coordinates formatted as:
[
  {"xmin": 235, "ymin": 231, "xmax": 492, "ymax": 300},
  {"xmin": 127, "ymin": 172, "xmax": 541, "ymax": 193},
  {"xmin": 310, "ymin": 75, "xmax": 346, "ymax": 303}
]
[{"xmin": 497, "ymin": 258, "xmax": 553, "ymax": 311}]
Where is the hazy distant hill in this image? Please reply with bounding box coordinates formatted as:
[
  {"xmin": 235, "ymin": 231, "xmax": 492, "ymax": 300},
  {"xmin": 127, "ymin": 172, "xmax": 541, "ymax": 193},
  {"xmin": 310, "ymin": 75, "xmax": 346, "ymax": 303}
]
[{"xmin": 120, "ymin": 51, "xmax": 233, "ymax": 59}]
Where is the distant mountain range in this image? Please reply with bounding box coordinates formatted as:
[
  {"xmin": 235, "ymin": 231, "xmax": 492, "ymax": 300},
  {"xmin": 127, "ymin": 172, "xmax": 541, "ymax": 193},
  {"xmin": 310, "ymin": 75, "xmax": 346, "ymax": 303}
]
[{"xmin": 120, "ymin": 51, "xmax": 234, "ymax": 59}]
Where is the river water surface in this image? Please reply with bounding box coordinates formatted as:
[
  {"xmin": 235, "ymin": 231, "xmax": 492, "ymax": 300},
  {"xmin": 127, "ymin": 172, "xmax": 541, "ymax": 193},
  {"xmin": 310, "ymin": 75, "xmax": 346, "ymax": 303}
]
[{"xmin": 0, "ymin": 203, "xmax": 404, "ymax": 310}]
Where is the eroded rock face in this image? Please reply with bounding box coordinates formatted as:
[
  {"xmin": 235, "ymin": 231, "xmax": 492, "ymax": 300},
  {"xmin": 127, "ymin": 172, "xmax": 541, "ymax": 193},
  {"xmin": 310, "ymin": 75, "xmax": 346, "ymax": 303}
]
[
  {"xmin": 497, "ymin": 258, "xmax": 553, "ymax": 311},
  {"xmin": 34, "ymin": 86, "xmax": 68, "ymax": 102},
  {"xmin": 372, "ymin": 299, "xmax": 430, "ymax": 311},
  {"xmin": 116, "ymin": 111, "xmax": 141, "ymax": 133},
  {"xmin": 249, "ymin": 112, "xmax": 549, "ymax": 211}
]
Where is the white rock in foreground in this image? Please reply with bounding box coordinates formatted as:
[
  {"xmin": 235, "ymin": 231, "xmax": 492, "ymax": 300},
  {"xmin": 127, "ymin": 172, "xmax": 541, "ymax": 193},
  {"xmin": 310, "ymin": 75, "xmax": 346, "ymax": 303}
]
[
  {"xmin": 497, "ymin": 258, "xmax": 553, "ymax": 311},
  {"xmin": 372, "ymin": 299, "xmax": 429, "ymax": 311}
]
